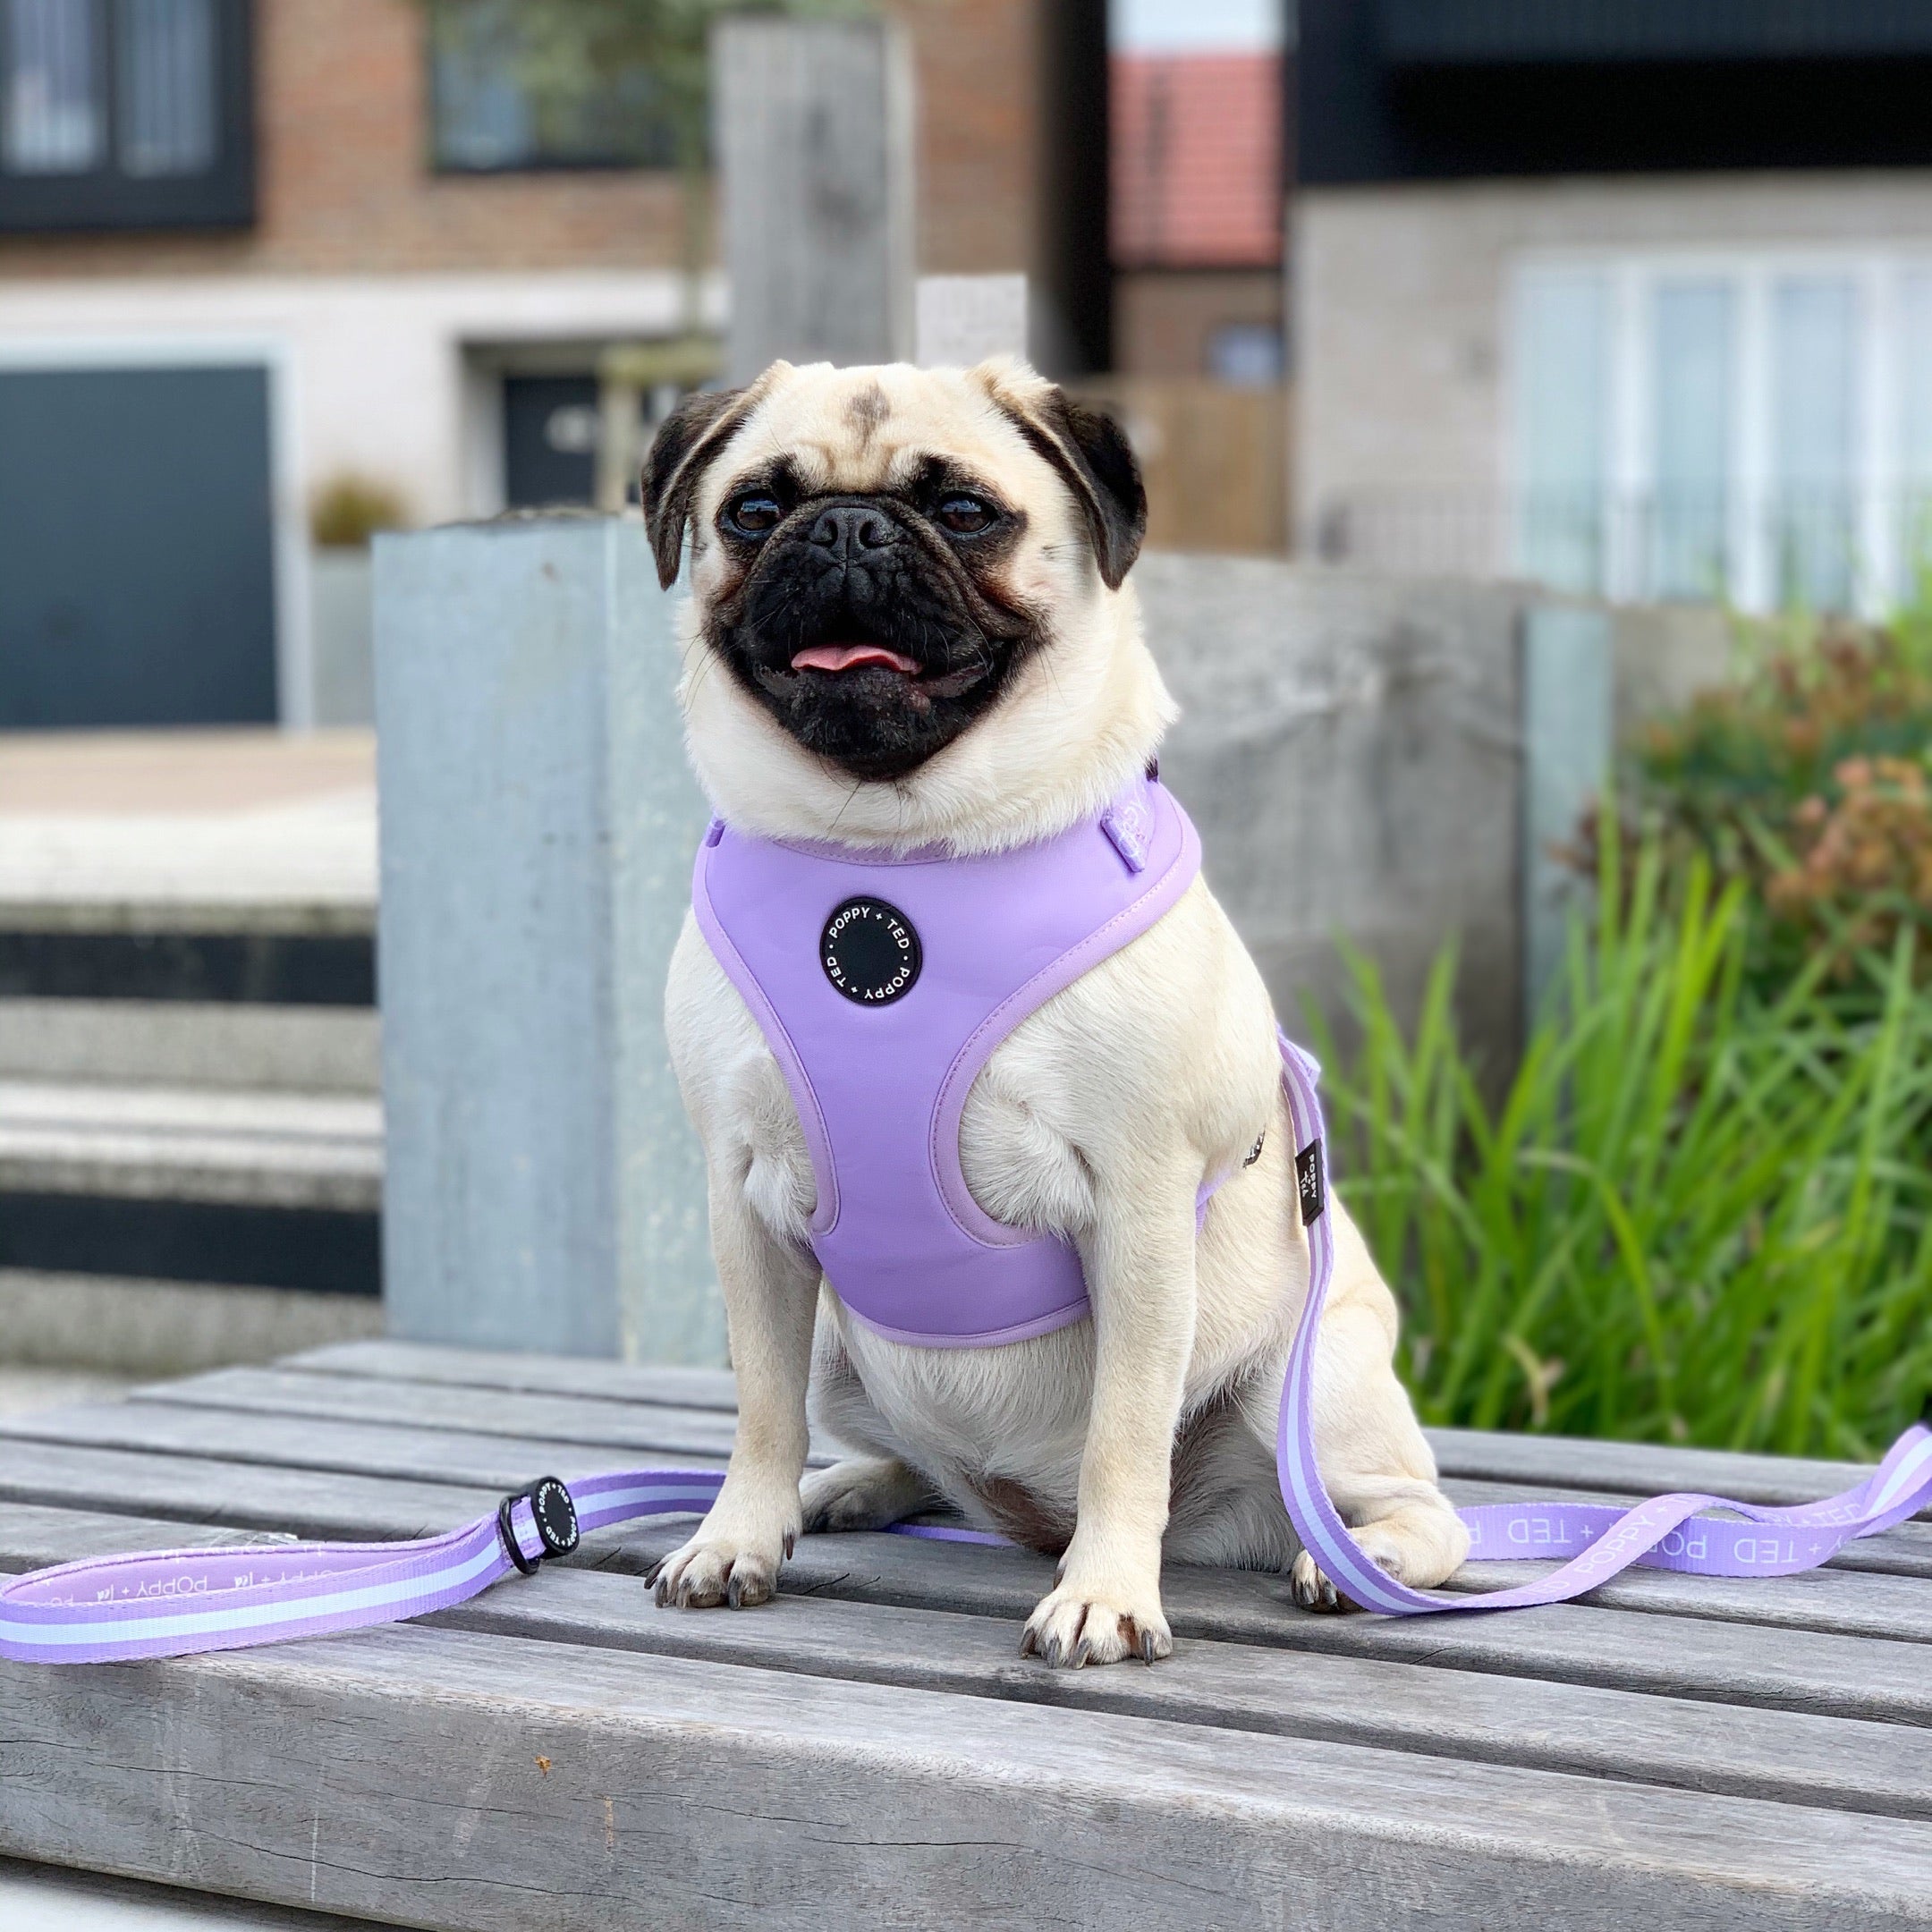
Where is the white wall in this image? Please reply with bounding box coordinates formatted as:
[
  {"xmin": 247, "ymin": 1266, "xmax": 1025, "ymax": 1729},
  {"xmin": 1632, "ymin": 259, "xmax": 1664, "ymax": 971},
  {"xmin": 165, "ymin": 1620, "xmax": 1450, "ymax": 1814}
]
[
  {"xmin": 0, "ymin": 268, "xmax": 709, "ymax": 722},
  {"xmin": 1295, "ymin": 171, "xmax": 1932, "ymax": 584}
]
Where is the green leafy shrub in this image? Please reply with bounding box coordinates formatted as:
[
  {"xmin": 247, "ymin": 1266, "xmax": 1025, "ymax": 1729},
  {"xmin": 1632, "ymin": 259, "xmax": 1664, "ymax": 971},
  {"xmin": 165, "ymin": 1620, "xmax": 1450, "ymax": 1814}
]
[
  {"xmin": 1314, "ymin": 821, "xmax": 1932, "ymax": 1460},
  {"xmin": 310, "ymin": 475, "xmax": 411, "ymax": 550},
  {"xmin": 1634, "ymin": 618, "xmax": 1932, "ymax": 993}
]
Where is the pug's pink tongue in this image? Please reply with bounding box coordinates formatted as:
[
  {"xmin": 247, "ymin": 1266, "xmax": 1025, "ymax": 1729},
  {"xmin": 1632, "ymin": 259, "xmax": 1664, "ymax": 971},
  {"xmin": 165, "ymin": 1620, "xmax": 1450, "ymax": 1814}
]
[{"xmin": 792, "ymin": 643, "xmax": 920, "ymax": 674}]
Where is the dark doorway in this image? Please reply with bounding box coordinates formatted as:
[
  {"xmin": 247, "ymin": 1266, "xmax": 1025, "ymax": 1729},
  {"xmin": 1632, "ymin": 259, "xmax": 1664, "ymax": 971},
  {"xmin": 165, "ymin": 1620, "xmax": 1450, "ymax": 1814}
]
[
  {"xmin": 0, "ymin": 364, "xmax": 277, "ymax": 728},
  {"xmin": 503, "ymin": 375, "xmax": 600, "ymax": 509}
]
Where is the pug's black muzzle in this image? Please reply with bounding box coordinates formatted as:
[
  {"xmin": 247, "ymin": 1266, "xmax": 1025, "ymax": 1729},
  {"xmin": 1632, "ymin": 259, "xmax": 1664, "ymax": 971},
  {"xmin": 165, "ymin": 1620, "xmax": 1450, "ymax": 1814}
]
[{"xmin": 715, "ymin": 495, "xmax": 1024, "ymax": 783}]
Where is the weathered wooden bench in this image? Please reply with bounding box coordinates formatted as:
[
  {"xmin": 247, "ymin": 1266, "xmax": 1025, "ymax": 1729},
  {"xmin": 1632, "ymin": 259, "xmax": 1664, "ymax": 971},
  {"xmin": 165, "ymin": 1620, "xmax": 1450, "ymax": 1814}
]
[{"xmin": 2, "ymin": 1338, "xmax": 1929, "ymax": 1928}]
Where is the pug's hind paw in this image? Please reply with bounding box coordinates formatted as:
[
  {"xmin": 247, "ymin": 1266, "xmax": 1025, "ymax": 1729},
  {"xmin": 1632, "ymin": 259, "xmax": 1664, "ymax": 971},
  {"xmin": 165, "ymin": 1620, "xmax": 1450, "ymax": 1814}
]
[
  {"xmin": 801, "ymin": 1455, "xmax": 936, "ymax": 1535},
  {"xmin": 1290, "ymin": 1498, "xmax": 1471, "ymax": 1613},
  {"xmin": 1289, "ymin": 1550, "xmax": 1362, "ymax": 1614}
]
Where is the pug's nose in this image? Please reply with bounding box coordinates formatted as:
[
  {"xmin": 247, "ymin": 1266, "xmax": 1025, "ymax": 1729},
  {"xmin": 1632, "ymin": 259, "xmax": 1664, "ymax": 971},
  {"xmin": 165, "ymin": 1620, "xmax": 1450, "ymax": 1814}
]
[{"xmin": 809, "ymin": 504, "xmax": 896, "ymax": 562}]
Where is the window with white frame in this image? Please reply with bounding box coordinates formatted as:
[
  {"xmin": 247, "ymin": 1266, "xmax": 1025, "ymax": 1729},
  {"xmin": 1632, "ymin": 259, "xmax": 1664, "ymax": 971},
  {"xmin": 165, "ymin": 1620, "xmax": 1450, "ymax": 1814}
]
[{"xmin": 1512, "ymin": 255, "xmax": 1932, "ymax": 613}]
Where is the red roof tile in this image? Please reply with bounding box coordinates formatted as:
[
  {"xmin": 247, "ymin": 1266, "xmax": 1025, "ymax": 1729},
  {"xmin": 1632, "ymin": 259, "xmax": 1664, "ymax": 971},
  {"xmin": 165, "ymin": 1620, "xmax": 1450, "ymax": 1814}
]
[{"xmin": 1111, "ymin": 52, "xmax": 1284, "ymax": 268}]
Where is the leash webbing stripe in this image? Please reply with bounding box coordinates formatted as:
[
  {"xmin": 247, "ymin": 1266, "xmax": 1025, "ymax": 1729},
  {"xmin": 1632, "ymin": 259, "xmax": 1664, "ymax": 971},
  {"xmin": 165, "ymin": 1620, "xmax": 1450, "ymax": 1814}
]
[{"xmin": 4, "ymin": 1038, "xmax": 1928, "ymax": 1662}]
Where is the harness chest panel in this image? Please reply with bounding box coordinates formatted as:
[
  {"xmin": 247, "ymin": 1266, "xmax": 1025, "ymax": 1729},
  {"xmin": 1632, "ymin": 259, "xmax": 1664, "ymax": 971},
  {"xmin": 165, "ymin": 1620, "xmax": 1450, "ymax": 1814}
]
[{"xmin": 692, "ymin": 777, "xmax": 1201, "ymax": 1345}]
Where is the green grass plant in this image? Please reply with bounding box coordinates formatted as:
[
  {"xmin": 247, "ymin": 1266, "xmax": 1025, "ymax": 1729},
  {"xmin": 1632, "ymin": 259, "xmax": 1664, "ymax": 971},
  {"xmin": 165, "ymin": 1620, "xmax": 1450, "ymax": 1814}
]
[{"xmin": 1313, "ymin": 818, "xmax": 1932, "ymax": 1461}]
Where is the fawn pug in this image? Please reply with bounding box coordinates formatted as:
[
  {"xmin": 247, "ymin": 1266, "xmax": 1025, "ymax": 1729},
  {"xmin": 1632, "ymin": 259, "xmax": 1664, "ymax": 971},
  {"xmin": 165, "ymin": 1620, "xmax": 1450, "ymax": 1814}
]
[{"xmin": 642, "ymin": 357, "xmax": 1467, "ymax": 1665}]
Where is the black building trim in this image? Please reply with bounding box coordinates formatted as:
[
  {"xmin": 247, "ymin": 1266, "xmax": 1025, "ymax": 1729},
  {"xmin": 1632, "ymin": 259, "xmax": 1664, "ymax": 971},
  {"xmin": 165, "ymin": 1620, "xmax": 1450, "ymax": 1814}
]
[
  {"xmin": 0, "ymin": 0, "xmax": 254, "ymax": 233},
  {"xmin": 1041, "ymin": 0, "xmax": 1113, "ymax": 374},
  {"xmin": 0, "ymin": 1194, "xmax": 381, "ymax": 1297},
  {"xmin": 1380, "ymin": 0, "xmax": 1932, "ymax": 68},
  {"xmin": 0, "ymin": 930, "xmax": 376, "ymax": 1006},
  {"xmin": 1302, "ymin": 0, "xmax": 1932, "ymax": 184}
]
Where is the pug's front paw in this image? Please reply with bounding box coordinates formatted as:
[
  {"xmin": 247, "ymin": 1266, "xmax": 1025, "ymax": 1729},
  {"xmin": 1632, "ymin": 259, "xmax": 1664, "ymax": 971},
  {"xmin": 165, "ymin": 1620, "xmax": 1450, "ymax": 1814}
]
[
  {"xmin": 648, "ymin": 1525, "xmax": 792, "ymax": 1610},
  {"xmin": 1019, "ymin": 1569, "xmax": 1173, "ymax": 1668}
]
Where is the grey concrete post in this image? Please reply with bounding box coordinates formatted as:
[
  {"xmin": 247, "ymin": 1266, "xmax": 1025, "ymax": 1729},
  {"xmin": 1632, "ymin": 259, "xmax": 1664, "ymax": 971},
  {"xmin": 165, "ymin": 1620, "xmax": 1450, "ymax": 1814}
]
[
  {"xmin": 713, "ymin": 18, "xmax": 915, "ymax": 385},
  {"xmin": 1137, "ymin": 555, "xmax": 1526, "ymax": 1074},
  {"xmin": 373, "ymin": 518, "xmax": 721, "ymax": 1364},
  {"xmin": 1520, "ymin": 604, "xmax": 1614, "ymax": 1029}
]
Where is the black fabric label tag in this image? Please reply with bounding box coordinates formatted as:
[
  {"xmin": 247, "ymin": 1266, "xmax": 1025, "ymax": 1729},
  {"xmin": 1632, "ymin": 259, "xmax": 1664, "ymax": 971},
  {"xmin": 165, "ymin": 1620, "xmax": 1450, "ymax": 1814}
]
[{"xmin": 1294, "ymin": 1140, "xmax": 1326, "ymax": 1225}]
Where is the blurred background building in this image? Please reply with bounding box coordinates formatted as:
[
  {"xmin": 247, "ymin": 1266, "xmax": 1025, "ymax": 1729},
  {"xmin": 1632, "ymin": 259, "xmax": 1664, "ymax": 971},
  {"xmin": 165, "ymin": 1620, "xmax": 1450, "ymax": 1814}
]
[
  {"xmin": 0, "ymin": 0, "xmax": 1291, "ymax": 734},
  {"xmin": 1102, "ymin": 0, "xmax": 1288, "ymax": 555},
  {"xmin": 1297, "ymin": 0, "xmax": 1932, "ymax": 613},
  {"xmin": 10, "ymin": 3, "xmax": 1932, "ymax": 736}
]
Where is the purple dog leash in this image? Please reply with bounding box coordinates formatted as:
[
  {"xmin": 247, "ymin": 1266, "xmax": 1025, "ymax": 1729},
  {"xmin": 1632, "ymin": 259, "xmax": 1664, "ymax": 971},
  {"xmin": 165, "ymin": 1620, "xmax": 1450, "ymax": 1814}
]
[
  {"xmin": 1272, "ymin": 1034, "xmax": 1932, "ymax": 1613},
  {"xmin": 4, "ymin": 1040, "xmax": 1928, "ymax": 1664}
]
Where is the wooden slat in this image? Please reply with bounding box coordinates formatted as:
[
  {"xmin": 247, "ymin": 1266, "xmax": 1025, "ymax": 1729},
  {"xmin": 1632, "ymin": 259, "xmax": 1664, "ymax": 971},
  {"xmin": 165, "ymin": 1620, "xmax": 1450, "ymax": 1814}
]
[
  {"xmin": 1431, "ymin": 1425, "xmax": 1919, "ymax": 1515},
  {"xmin": 0, "ymin": 1400, "xmax": 732, "ymax": 1494},
  {"xmin": 9, "ymin": 1498, "xmax": 1925, "ymax": 1826},
  {"xmin": 282, "ymin": 1338, "xmax": 738, "ymax": 1411},
  {"xmin": 432, "ymin": 1563, "xmax": 1932, "ymax": 1822},
  {"xmin": 0, "ymin": 1854, "xmax": 377, "ymax": 1932},
  {"xmin": 4, "ymin": 1415, "xmax": 1931, "ymax": 1731},
  {"xmin": 1448, "ymin": 1556, "xmax": 1932, "ymax": 1644},
  {"xmin": 40, "ymin": 1382, "xmax": 1932, "ymax": 1648},
  {"xmin": 0, "ymin": 1436, "xmax": 498, "ymax": 1541},
  {"xmin": 609, "ymin": 1521, "xmax": 1932, "ymax": 1729},
  {"xmin": 13, "ymin": 1342, "xmax": 1932, "ymax": 1927},
  {"xmin": 287, "ymin": 1344, "xmax": 1917, "ymax": 1525},
  {"xmin": 0, "ymin": 1501, "xmax": 297, "ymax": 1568},
  {"xmin": 5, "ymin": 1623, "xmax": 1931, "ymax": 1931},
  {"xmin": 40, "ymin": 1388, "xmax": 1932, "ymax": 1640},
  {"xmin": 128, "ymin": 1366, "xmax": 773, "ymax": 1461}
]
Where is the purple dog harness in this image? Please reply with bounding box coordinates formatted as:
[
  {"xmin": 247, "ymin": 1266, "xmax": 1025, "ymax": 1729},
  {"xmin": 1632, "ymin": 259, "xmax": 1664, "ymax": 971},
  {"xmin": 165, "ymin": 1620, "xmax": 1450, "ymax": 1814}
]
[
  {"xmin": 4, "ymin": 782, "xmax": 1930, "ymax": 1662},
  {"xmin": 691, "ymin": 771, "xmax": 1199, "ymax": 1346}
]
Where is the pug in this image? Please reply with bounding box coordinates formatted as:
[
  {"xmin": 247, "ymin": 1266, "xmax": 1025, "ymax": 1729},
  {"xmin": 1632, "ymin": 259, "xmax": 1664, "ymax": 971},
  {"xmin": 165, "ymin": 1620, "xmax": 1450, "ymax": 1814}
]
[{"xmin": 642, "ymin": 357, "xmax": 1469, "ymax": 1665}]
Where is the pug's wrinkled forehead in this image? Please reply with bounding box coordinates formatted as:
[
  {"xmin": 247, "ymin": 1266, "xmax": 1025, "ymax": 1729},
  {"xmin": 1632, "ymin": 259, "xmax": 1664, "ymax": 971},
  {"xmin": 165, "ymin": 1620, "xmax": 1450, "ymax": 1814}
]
[
  {"xmin": 642, "ymin": 358, "xmax": 1146, "ymax": 595},
  {"xmin": 722, "ymin": 365, "xmax": 1027, "ymax": 495}
]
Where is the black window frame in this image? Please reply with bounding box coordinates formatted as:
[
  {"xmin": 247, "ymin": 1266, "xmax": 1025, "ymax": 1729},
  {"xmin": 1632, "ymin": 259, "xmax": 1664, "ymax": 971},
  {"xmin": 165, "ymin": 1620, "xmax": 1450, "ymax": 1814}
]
[
  {"xmin": 1377, "ymin": 0, "xmax": 1932, "ymax": 70},
  {"xmin": 0, "ymin": 0, "xmax": 253, "ymax": 233},
  {"xmin": 1301, "ymin": 0, "xmax": 1932, "ymax": 184}
]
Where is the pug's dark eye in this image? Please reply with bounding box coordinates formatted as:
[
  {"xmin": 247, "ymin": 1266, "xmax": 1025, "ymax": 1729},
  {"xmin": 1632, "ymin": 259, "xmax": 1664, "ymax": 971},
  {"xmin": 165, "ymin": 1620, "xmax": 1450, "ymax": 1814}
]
[
  {"xmin": 724, "ymin": 492, "xmax": 782, "ymax": 538},
  {"xmin": 936, "ymin": 495, "xmax": 996, "ymax": 537}
]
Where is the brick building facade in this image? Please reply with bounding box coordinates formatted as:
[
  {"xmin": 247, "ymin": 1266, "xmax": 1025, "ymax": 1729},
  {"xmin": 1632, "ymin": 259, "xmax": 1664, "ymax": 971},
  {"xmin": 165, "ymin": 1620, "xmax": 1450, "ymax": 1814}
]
[{"xmin": 0, "ymin": 0, "xmax": 1095, "ymax": 727}]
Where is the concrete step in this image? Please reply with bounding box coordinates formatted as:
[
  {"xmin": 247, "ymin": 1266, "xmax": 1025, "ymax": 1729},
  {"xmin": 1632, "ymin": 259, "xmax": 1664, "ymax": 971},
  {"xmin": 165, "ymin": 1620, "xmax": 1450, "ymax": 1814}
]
[
  {"xmin": 0, "ymin": 998, "xmax": 379, "ymax": 1095},
  {"xmin": 0, "ymin": 1082, "xmax": 383, "ymax": 1298},
  {"xmin": 0, "ymin": 729, "xmax": 378, "ymax": 928},
  {"xmin": 0, "ymin": 1080, "xmax": 382, "ymax": 1211},
  {"xmin": 0, "ymin": 1270, "xmax": 383, "ymax": 1377},
  {"xmin": 0, "ymin": 1366, "xmax": 133, "ymax": 1419},
  {"xmin": 0, "ymin": 736, "xmax": 387, "ymax": 1336}
]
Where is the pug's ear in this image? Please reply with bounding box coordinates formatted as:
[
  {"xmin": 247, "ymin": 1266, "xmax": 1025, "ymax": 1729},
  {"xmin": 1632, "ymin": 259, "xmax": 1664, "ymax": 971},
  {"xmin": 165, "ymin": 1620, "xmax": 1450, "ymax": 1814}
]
[
  {"xmin": 984, "ymin": 373, "xmax": 1148, "ymax": 589},
  {"xmin": 640, "ymin": 385, "xmax": 757, "ymax": 589}
]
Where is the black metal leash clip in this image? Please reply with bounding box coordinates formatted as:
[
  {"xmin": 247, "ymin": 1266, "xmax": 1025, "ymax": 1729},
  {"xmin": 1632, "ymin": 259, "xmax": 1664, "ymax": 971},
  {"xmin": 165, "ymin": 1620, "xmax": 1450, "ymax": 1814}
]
[{"xmin": 496, "ymin": 1475, "xmax": 580, "ymax": 1576}]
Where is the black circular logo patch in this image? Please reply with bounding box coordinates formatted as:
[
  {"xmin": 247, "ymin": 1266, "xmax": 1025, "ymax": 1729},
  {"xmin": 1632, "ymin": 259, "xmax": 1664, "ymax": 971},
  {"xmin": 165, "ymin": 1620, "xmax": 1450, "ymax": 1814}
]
[
  {"xmin": 822, "ymin": 897, "xmax": 922, "ymax": 1006},
  {"xmin": 529, "ymin": 1478, "xmax": 580, "ymax": 1557}
]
